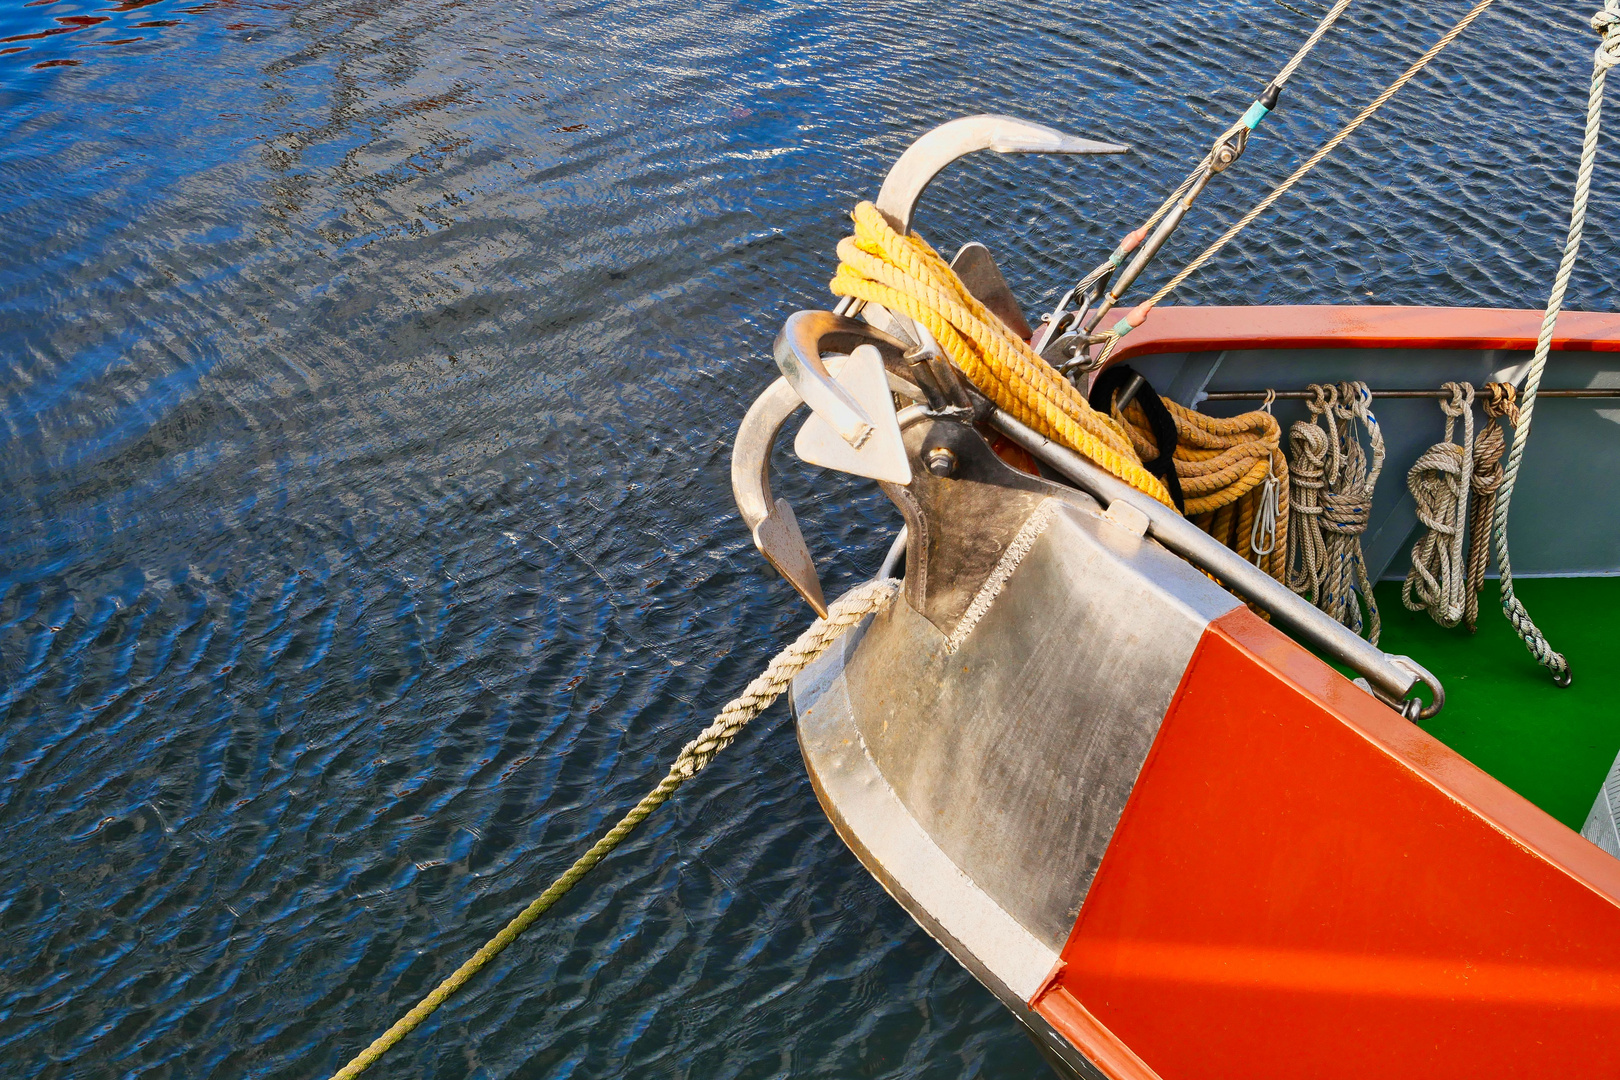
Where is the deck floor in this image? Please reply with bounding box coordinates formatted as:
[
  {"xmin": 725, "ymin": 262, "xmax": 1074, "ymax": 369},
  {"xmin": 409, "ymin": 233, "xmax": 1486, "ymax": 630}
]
[{"xmin": 1371, "ymin": 578, "xmax": 1620, "ymax": 829}]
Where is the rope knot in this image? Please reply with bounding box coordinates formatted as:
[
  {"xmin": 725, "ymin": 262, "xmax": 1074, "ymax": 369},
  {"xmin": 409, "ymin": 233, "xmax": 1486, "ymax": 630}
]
[
  {"xmin": 1403, "ymin": 383, "xmax": 1474, "ymax": 628},
  {"xmin": 1287, "ymin": 382, "xmax": 1383, "ymax": 641},
  {"xmin": 1320, "ymin": 489, "xmax": 1372, "ymax": 535},
  {"xmin": 1595, "ymin": 5, "xmax": 1620, "ymax": 67},
  {"xmin": 1482, "ymin": 380, "xmax": 1519, "ymax": 423}
]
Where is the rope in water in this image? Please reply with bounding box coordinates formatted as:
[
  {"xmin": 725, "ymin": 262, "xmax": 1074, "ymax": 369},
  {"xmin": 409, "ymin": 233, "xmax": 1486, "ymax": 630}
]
[
  {"xmin": 1094, "ymin": 0, "xmax": 1500, "ymax": 362},
  {"xmin": 1463, "ymin": 383, "xmax": 1517, "ymax": 633},
  {"xmin": 1490, "ymin": 1, "xmax": 1620, "ymax": 686},
  {"xmin": 1287, "ymin": 383, "xmax": 1385, "ymax": 644},
  {"xmin": 1402, "ymin": 383, "xmax": 1476, "ymax": 628},
  {"xmin": 326, "ymin": 578, "xmax": 901, "ymax": 1080},
  {"xmin": 828, "ymin": 202, "xmax": 1173, "ymax": 505}
]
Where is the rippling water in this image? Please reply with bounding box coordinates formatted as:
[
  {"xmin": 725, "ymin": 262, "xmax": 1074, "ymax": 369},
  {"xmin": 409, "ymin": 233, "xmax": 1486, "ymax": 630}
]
[{"xmin": 2, "ymin": 1, "xmax": 1616, "ymax": 1076}]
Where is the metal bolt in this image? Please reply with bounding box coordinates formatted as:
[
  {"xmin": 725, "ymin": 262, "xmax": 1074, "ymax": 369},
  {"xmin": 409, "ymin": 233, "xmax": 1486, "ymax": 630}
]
[{"xmin": 925, "ymin": 446, "xmax": 956, "ymax": 477}]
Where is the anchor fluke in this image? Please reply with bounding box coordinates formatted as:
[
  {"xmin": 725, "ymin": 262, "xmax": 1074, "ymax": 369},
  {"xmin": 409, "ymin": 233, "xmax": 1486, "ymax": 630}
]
[
  {"xmin": 794, "ymin": 345, "xmax": 911, "ymax": 484},
  {"xmin": 773, "ymin": 311, "xmax": 912, "ymax": 486},
  {"xmin": 874, "ymin": 114, "xmax": 1129, "ymax": 234}
]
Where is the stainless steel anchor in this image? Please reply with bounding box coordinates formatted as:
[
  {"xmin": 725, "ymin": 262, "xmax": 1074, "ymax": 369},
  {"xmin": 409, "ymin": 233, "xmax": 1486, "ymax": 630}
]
[
  {"xmin": 795, "ymin": 116, "xmax": 1128, "ymax": 465},
  {"xmin": 733, "ymin": 318, "xmax": 917, "ymax": 615},
  {"xmin": 738, "ymin": 115, "xmax": 1129, "ymax": 612},
  {"xmin": 871, "ymin": 113, "xmax": 1127, "ymax": 235}
]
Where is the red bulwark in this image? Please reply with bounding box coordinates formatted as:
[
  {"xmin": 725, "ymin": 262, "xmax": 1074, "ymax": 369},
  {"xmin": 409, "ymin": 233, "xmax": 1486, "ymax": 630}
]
[{"xmin": 1033, "ymin": 607, "xmax": 1620, "ymax": 1080}]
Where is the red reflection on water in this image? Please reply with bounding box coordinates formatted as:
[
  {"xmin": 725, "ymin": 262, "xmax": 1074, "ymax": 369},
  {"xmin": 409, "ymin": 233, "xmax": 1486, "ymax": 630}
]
[
  {"xmin": 0, "ymin": 26, "xmax": 76, "ymax": 43},
  {"xmin": 4, "ymin": 0, "xmax": 260, "ymax": 69}
]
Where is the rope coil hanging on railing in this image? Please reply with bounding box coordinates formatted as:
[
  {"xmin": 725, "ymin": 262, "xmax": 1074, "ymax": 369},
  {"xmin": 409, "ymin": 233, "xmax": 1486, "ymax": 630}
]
[
  {"xmin": 1287, "ymin": 383, "xmax": 1385, "ymax": 644},
  {"xmin": 1109, "ymin": 392, "xmax": 1292, "ymax": 581},
  {"xmin": 1403, "ymin": 382, "xmax": 1476, "ymax": 627},
  {"xmin": 1463, "ymin": 383, "xmax": 1517, "ymax": 633}
]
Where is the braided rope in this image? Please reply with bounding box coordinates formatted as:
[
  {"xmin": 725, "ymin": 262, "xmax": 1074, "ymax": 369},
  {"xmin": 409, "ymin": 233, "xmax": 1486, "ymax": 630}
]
[
  {"xmin": 1094, "ymin": 0, "xmax": 1500, "ymax": 364},
  {"xmin": 1289, "ymin": 383, "xmax": 1384, "ymax": 642},
  {"xmin": 1286, "ymin": 386, "xmax": 1334, "ymax": 603},
  {"xmin": 1489, "ymin": 4, "xmax": 1620, "ymax": 686},
  {"xmin": 830, "ymin": 203, "xmax": 1173, "ymax": 504},
  {"xmin": 327, "ymin": 578, "xmax": 901, "ymax": 1080},
  {"xmin": 1402, "ymin": 382, "xmax": 1475, "ymax": 627},
  {"xmin": 1463, "ymin": 383, "xmax": 1517, "ymax": 632}
]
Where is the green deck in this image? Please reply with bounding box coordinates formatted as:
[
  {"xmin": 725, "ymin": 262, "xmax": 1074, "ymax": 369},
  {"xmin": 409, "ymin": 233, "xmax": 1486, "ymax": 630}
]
[{"xmin": 1368, "ymin": 578, "xmax": 1620, "ymax": 830}]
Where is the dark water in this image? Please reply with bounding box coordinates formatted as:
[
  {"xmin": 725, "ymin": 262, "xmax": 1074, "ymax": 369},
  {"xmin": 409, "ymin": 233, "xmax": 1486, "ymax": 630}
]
[{"xmin": 2, "ymin": 1, "xmax": 1616, "ymax": 1076}]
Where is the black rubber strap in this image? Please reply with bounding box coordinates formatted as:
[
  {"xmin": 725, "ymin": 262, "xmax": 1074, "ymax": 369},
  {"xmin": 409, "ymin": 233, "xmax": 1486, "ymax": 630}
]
[{"xmin": 1088, "ymin": 364, "xmax": 1186, "ymax": 513}]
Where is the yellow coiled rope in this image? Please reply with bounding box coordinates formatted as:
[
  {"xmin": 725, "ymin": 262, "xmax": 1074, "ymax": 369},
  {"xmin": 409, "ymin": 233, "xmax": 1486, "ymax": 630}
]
[
  {"xmin": 1114, "ymin": 396, "xmax": 1291, "ymax": 582},
  {"xmin": 829, "ymin": 202, "xmax": 1173, "ymax": 506}
]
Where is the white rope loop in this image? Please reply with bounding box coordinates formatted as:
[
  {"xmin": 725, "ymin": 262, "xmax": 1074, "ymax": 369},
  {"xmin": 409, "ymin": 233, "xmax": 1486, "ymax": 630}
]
[{"xmin": 1250, "ymin": 389, "xmax": 1283, "ymax": 560}]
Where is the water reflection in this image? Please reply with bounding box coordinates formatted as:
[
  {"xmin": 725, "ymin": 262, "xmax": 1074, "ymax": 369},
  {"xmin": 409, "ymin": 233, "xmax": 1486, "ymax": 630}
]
[
  {"xmin": 0, "ymin": 0, "xmax": 261, "ymax": 70},
  {"xmin": 0, "ymin": 0, "xmax": 1612, "ymax": 1078}
]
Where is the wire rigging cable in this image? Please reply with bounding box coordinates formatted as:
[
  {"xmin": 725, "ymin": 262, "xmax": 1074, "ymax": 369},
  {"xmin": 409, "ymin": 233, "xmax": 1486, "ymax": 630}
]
[{"xmin": 1094, "ymin": 0, "xmax": 1502, "ymax": 364}]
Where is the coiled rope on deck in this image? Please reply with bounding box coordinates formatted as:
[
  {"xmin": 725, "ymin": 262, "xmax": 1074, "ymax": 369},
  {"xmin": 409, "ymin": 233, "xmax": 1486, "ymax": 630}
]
[
  {"xmin": 1488, "ymin": 1, "xmax": 1620, "ymax": 685},
  {"xmin": 828, "ymin": 202, "xmax": 1172, "ymax": 506},
  {"xmin": 327, "ymin": 578, "xmax": 901, "ymax": 1080}
]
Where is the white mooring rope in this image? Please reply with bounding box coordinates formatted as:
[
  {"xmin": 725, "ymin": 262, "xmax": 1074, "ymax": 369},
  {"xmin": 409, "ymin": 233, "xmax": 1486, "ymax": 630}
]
[{"xmin": 1490, "ymin": 2, "xmax": 1620, "ymax": 686}]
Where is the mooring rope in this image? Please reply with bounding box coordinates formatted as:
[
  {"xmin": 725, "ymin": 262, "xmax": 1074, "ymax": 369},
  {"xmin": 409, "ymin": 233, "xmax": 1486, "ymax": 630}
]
[
  {"xmin": 1463, "ymin": 383, "xmax": 1517, "ymax": 633},
  {"xmin": 326, "ymin": 578, "xmax": 900, "ymax": 1080},
  {"xmin": 1489, "ymin": 2, "xmax": 1620, "ymax": 686},
  {"xmin": 1094, "ymin": 0, "xmax": 1501, "ymax": 362},
  {"xmin": 1402, "ymin": 382, "xmax": 1475, "ymax": 627}
]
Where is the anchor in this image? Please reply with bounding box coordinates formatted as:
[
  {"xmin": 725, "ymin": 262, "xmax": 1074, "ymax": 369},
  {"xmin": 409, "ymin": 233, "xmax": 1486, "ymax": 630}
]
[{"xmin": 736, "ymin": 114, "xmax": 1129, "ymax": 612}]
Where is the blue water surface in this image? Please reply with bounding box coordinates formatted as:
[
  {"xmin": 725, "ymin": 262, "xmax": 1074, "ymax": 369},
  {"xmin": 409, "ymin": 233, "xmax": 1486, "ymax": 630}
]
[{"xmin": 1, "ymin": 1, "xmax": 1616, "ymax": 1077}]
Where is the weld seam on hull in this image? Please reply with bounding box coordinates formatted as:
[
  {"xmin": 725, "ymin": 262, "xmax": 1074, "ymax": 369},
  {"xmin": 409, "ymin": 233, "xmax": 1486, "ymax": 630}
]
[{"xmin": 946, "ymin": 497, "xmax": 1056, "ymax": 654}]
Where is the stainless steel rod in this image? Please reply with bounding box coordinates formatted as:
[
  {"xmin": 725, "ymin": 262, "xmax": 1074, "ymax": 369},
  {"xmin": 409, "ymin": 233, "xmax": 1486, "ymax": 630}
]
[
  {"xmin": 987, "ymin": 407, "xmax": 1419, "ymax": 704},
  {"xmin": 1201, "ymin": 388, "xmax": 1620, "ymax": 401}
]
